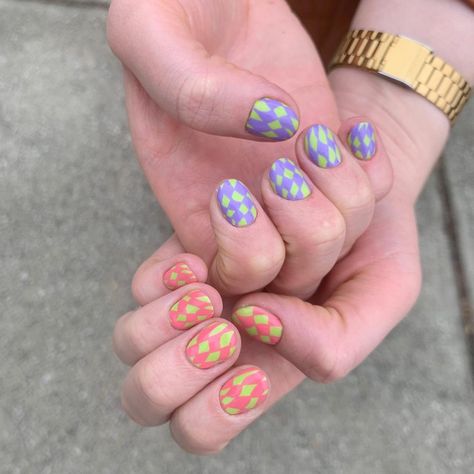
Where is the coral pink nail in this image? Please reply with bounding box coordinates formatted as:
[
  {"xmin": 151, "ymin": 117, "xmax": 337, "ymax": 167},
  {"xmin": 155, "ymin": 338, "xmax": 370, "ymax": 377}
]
[
  {"xmin": 163, "ymin": 262, "xmax": 197, "ymax": 290},
  {"xmin": 219, "ymin": 366, "xmax": 270, "ymax": 415},
  {"xmin": 186, "ymin": 321, "xmax": 237, "ymax": 369},
  {"xmin": 169, "ymin": 290, "xmax": 215, "ymax": 330},
  {"xmin": 232, "ymin": 305, "xmax": 283, "ymax": 345}
]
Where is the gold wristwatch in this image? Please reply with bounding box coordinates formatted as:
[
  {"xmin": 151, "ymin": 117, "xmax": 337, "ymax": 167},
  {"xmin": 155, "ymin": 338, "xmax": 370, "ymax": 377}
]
[{"xmin": 330, "ymin": 29, "xmax": 472, "ymax": 124}]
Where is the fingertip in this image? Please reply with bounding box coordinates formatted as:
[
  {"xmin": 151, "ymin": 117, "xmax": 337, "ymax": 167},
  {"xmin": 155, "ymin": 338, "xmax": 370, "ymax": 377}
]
[
  {"xmin": 338, "ymin": 116, "xmax": 394, "ymax": 200},
  {"xmin": 132, "ymin": 253, "xmax": 208, "ymax": 305},
  {"xmin": 244, "ymin": 96, "xmax": 300, "ymax": 142},
  {"xmin": 209, "ymin": 179, "xmax": 285, "ymax": 295}
]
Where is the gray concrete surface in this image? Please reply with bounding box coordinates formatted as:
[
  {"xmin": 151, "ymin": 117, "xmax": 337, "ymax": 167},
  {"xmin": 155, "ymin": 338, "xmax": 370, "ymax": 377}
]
[{"xmin": 1, "ymin": 1, "xmax": 473, "ymax": 473}]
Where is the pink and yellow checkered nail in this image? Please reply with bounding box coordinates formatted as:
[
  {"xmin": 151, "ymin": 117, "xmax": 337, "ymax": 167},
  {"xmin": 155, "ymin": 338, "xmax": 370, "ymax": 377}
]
[
  {"xmin": 163, "ymin": 263, "xmax": 197, "ymax": 290},
  {"xmin": 232, "ymin": 305, "xmax": 283, "ymax": 345},
  {"xmin": 169, "ymin": 290, "xmax": 214, "ymax": 330},
  {"xmin": 219, "ymin": 367, "xmax": 270, "ymax": 415},
  {"xmin": 186, "ymin": 321, "xmax": 237, "ymax": 369}
]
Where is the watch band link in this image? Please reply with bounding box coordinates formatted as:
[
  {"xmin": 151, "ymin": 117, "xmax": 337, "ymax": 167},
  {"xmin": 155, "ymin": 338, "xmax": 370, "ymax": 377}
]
[{"xmin": 331, "ymin": 29, "xmax": 472, "ymax": 124}]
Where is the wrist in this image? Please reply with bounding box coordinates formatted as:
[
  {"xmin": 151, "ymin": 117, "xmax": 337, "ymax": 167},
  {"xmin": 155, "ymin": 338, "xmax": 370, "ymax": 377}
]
[{"xmin": 330, "ymin": 0, "xmax": 474, "ymax": 203}]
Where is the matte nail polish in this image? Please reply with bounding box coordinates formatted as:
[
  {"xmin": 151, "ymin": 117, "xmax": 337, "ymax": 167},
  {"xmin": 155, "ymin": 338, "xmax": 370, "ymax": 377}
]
[
  {"xmin": 186, "ymin": 321, "xmax": 237, "ymax": 369},
  {"xmin": 304, "ymin": 124, "xmax": 342, "ymax": 168},
  {"xmin": 347, "ymin": 122, "xmax": 377, "ymax": 160},
  {"xmin": 163, "ymin": 263, "xmax": 197, "ymax": 290},
  {"xmin": 232, "ymin": 305, "xmax": 283, "ymax": 345},
  {"xmin": 169, "ymin": 290, "xmax": 214, "ymax": 330},
  {"xmin": 269, "ymin": 158, "xmax": 311, "ymax": 201},
  {"xmin": 217, "ymin": 179, "xmax": 257, "ymax": 227},
  {"xmin": 246, "ymin": 98, "xmax": 299, "ymax": 141},
  {"xmin": 219, "ymin": 367, "xmax": 270, "ymax": 415}
]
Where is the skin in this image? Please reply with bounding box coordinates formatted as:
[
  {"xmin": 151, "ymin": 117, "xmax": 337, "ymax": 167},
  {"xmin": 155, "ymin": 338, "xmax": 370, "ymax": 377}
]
[
  {"xmin": 107, "ymin": 0, "xmax": 393, "ymax": 299},
  {"xmin": 108, "ymin": 0, "xmax": 474, "ymax": 454}
]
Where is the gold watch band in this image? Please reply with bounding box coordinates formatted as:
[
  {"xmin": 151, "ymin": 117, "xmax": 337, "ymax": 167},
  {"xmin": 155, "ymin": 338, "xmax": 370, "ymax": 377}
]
[{"xmin": 330, "ymin": 29, "xmax": 472, "ymax": 124}]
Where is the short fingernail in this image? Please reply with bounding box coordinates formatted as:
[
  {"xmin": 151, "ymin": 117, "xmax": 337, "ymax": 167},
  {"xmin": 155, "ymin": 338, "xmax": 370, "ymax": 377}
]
[
  {"xmin": 217, "ymin": 179, "xmax": 257, "ymax": 227},
  {"xmin": 269, "ymin": 157, "xmax": 311, "ymax": 201},
  {"xmin": 163, "ymin": 263, "xmax": 197, "ymax": 290},
  {"xmin": 186, "ymin": 321, "xmax": 238, "ymax": 369},
  {"xmin": 246, "ymin": 97, "xmax": 299, "ymax": 141},
  {"xmin": 347, "ymin": 121, "xmax": 377, "ymax": 160},
  {"xmin": 219, "ymin": 367, "xmax": 270, "ymax": 415},
  {"xmin": 304, "ymin": 124, "xmax": 342, "ymax": 168},
  {"xmin": 169, "ymin": 290, "xmax": 214, "ymax": 330},
  {"xmin": 232, "ymin": 305, "xmax": 283, "ymax": 345}
]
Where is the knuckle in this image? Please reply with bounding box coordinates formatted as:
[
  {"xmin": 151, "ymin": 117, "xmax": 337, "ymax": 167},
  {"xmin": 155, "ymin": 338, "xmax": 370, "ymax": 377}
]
[
  {"xmin": 131, "ymin": 271, "xmax": 147, "ymax": 305},
  {"xmin": 121, "ymin": 392, "xmax": 149, "ymax": 427},
  {"xmin": 135, "ymin": 362, "xmax": 173, "ymax": 411},
  {"xmin": 170, "ymin": 415, "xmax": 227, "ymax": 455},
  {"xmin": 215, "ymin": 241, "xmax": 285, "ymax": 292},
  {"xmin": 344, "ymin": 180, "xmax": 374, "ymax": 216},
  {"xmin": 302, "ymin": 343, "xmax": 351, "ymax": 384},
  {"xmin": 176, "ymin": 71, "xmax": 220, "ymax": 129},
  {"xmin": 298, "ymin": 304, "xmax": 352, "ymax": 383},
  {"xmin": 124, "ymin": 317, "xmax": 147, "ymax": 359},
  {"xmin": 306, "ymin": 209, "xmax": 346, "ymax": 249},
  {"xmin": 106, "ymin": 0, "xmax": 126, "ymax": 53}
]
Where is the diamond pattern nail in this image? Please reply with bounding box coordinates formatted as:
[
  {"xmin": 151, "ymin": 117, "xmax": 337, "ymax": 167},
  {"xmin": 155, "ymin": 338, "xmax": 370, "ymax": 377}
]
[
  {"xmin": 169, "ymin": 290, "xmax": 215, "ymax": 330},
  {"xmin": 219, "ymin": 367, "xmax": 270, "ymax": 415},
  {"xmin": 269, "ymin": 158, "xmax": 311, "ymax": 201},
  {"xmin": 232, "ymin": 305, "xmax": 283, "ymax": 345},
  {"xmin": 217, "ymin": 179, "xmax": 257, "ymax": 227},
  {"xmin": 347, "ymin": 122, "xmax": 377, "ymax": 160},
  {"xmin": 304, "ymin": 124, "xmax": 342, "ymax": 168},
  {"xmin": 163, "ymin": 263, "xmax": 197, "ymax": 290},
  {"xmin": 186, "ymin": 321, "xmax": 237, "ymax": 369},
  {"xmin": 246, "ymin": 98, "xmax": 299, "ymax": 141}
]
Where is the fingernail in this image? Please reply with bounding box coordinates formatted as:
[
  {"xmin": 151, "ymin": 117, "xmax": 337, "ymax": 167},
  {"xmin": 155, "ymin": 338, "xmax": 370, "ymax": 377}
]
[
  {"xmin": 304, "ymin": 124, "xmax": 342, "ymax": 168},
  {"xmin": 246, "ymin": 98, "xmax": 299, "ymax": 141},
  {"xmin": 169, "ymin": 290, "xmax": 214, "ymax": 330},
  {"xmin": 186, "ymin": 321, "xmax": 237, "ymax": 369},
  {"xmin": 217, "ymin": 179, "xmax": 257, "ymax": 227},
  {"xmin": 232, "ymin": 305, "xmax": 283, "ymax": 345},
  {"xmin": 219, "ymin": 367, "xmax": 270, "ymax": 415},
  {"xmin": 269, "ymin": 158, "xmax": 311, "ymax": 201},
  {"xmin": 347, "ymin": 121, "xmax": 377, "ymax": 160},
  {"xmin": 163, "ymin": 263, "xmax": 197, "ymax": 290}
]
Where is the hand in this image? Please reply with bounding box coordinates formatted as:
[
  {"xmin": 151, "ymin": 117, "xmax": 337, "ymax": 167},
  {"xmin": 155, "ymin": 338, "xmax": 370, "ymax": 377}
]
[
  {"xmin": 113, "ymin": 185, "xmax": 420, "ymax": 453},
  {"xmin": 107, "ymin": 0, "xmax": 392, "ymax": 298},
  {"xmin": 111, "ymin": 0, "xmax": 474, "ymax": 454}
]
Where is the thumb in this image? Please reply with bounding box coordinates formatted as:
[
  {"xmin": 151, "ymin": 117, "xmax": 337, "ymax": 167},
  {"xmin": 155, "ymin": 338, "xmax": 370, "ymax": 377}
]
[{"xmin": 107, "ymin": 0, "xmax": 300, "ymax": 141}]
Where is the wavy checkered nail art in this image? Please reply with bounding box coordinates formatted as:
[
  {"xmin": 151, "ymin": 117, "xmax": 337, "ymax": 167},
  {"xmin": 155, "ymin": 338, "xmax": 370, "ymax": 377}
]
[
  {"xmin": 169, "ymin": 290, "xmax": 214, "ymax": 330},
  {"xmin": 269, "ymin": 158, "xmax": 311, "ymax": 201},
  {"xmin": 347, "ymin": 122, "xmax": 377, "ymax": 160},
  {"xmin": 219, "ymin": 367, "xmax": 270, "ymax": 415},
  {"xmin": 304, "ymin": 124, "xmax": 342, "ymax": 168},
  {"xmin": 186, "ymin": 321, "xmax": 237, "ymax": 369},
  {"xmin": 163, "ymin": 263, "xmax": 197, "ymax": 290},
  {"xmin": 245, "ymin": 98, "xmax": 299, "ymax": 141},
  {"xmin": 232, "ymin": 305, "xmax": 283, "ymax": 345},
  {"xmin": 217, "ymin": 179, "xmax": 257, "ymax": 227}
]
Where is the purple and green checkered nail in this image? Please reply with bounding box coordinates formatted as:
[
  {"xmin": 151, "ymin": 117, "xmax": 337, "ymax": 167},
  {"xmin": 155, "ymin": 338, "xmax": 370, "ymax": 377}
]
[
  {"xmin": 304, "ymin": 124, "xmax": 342, "ymax": 168},
  {"xmin": 269, "ymin": 158, "xmax": 311, "ymax": 201},
  {"xmin": 347, "ymin": 122, "xmax": 377, "ymax": 160},
  {"xmin": 245, "ymin": 98, "xmax": 299, "ymax": 141},
  {"xmin": 217, "ymin": 179, "xmax": 257, "ymax": 227}
]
